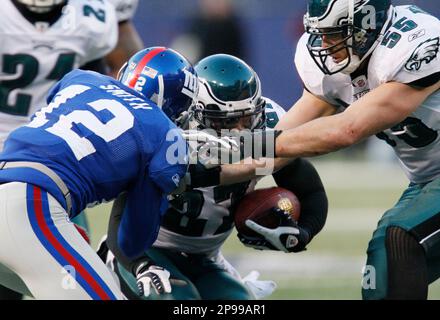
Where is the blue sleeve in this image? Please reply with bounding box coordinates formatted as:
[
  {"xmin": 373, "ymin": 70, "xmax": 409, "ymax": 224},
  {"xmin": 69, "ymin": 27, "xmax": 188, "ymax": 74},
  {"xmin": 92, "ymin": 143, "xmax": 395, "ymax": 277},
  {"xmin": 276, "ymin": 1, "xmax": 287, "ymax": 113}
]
[
  {"xmin": 149, "ymin": 127, "xmax": 188, "ymax": 194},
  {"xmin": 117, "ymin": 174, "xmax": 167, "ymax": 258}
]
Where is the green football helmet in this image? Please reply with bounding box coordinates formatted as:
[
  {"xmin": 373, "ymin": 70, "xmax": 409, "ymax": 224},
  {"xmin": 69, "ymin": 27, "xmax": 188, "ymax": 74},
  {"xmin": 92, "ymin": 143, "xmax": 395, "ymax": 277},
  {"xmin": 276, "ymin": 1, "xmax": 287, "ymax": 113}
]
[{"xmin": 193, "ymin": 54, "xmax": 266, "ymax": 132}]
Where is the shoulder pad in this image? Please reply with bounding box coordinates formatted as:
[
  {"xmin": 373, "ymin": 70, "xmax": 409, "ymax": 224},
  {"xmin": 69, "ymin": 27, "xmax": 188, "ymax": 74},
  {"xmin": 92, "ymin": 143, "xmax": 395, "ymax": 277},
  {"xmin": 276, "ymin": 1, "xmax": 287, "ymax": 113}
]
[
  {"xmin": 370, "ymin": 5, "xmax": 440, "ymax": 85},
  {"xmin": 67, "ymin": 0, "xmax": 118, "ymax": 63}
]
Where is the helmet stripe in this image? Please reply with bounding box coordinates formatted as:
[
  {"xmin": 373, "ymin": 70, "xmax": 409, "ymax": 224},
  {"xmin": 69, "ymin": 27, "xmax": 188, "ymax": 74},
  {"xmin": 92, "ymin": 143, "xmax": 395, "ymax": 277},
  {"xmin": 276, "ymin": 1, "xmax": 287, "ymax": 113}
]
[{"xmin": 129, "ymin": 47, "xmax": 167, "ymax": 88}]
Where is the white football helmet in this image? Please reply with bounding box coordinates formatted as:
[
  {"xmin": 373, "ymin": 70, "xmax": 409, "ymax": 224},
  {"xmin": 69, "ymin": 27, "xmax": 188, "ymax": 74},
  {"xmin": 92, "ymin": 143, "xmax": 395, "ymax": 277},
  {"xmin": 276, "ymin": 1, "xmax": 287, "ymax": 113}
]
[{"xmin": 304, "ymin": 0, "xmax": 393, "ymax": 75}]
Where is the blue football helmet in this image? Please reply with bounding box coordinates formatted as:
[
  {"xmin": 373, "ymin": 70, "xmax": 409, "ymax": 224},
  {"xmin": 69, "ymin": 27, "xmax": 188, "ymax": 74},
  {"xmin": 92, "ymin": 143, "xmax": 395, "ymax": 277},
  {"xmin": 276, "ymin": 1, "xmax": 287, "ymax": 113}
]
[{"xmin": 118, "ymin": 47, "xmax": 198, "ymax": 122}]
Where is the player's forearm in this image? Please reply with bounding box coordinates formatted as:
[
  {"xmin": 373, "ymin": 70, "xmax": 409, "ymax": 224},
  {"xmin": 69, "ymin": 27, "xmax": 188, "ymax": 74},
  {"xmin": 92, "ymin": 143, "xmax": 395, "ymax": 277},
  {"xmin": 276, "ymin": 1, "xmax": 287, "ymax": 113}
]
[
  {"xmin": 275, "ymin": 113, "xmax": 354, "ymax": 158},
  {"xmin": 106, "ymin": 193, "xmax": 150, "ymax": 274},
  {"xmin": 275, "ymin": 90, "xmax": 337, "ymax": 131},
  {"xmin": 219, "ymin": 157, "xmax": 293, "ymax": 185}
]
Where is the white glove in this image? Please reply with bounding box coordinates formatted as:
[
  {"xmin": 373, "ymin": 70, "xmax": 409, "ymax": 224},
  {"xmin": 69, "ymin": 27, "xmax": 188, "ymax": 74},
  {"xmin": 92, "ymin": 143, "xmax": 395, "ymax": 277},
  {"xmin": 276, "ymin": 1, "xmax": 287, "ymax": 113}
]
[
  {"xmin": 238, "ymin": 208, "xmax": 308, "ymax": 253},
  {"xmin": 135, "ymin": 263, "xmax": 172, "ymax": 298},
  {"xmin": 245, "ymin": 220, "xmax": 300, "ymax": 253},
  {"xmin": 242, "ymin": 270, "xmax": 277, "ymax": 299},
  {"xmin": 181, "ymin": 129, "xmax": 240, "ymax": 168}
]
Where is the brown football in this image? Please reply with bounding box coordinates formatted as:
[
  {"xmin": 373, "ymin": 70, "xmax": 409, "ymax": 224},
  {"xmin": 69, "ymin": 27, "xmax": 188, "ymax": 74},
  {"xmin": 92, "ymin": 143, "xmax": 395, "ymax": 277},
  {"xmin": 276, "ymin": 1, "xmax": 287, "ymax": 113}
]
[{"xmin": 234, "ymin": 187, "xmax": 301, "ymax": 237}]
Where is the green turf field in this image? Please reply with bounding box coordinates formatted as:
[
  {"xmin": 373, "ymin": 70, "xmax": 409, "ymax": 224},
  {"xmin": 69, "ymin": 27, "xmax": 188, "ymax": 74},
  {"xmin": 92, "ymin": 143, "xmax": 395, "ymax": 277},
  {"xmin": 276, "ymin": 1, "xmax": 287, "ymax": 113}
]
[{"xmin": 86, "ymin": 160, "xmax": 440, "ymax": 300}]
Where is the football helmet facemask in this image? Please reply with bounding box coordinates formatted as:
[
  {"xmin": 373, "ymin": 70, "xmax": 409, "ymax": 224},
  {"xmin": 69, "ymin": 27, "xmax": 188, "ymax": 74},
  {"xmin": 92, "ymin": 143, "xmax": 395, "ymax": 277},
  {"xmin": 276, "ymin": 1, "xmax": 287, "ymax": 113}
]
[{"xmin": 304, "ymin": 0, "xmax": 392, "ymax": 75}]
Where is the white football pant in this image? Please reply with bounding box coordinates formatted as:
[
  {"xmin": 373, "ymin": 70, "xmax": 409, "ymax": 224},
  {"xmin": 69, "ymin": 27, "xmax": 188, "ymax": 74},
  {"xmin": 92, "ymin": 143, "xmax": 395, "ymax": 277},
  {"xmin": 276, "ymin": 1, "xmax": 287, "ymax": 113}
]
[{"xmin": 0, "ymin": 182, "xmax": 124, "ymax": 300}]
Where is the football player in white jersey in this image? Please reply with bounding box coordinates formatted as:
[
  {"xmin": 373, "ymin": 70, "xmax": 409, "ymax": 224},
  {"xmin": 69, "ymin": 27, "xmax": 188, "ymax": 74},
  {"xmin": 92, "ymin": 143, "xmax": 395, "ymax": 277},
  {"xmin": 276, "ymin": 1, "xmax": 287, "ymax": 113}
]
[
  {"xmin": 106, "ymin": 0, "xmax": 144, "ymax": 78},
  {"xmin": 99, "ymin": 54, "xmax": 328, "ymax": 299},
  {"xmin": 0, "ymin": 0, "xmax": 118, "ymax": 151},
  {"xmin": 213, "ymin": 0, "xmax": 440, "ymax": 299},
  {"xmin": 0, "ymin": 0, "xmax": 118, "ymax": 300}
]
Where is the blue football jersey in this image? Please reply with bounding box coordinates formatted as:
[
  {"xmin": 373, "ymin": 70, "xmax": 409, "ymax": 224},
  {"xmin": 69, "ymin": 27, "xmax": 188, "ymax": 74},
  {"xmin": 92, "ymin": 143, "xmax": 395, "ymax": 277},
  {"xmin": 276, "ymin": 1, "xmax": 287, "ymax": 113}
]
[{"xmin": 0, "ymin": 69, "xmax": 188, "ymax": 218}]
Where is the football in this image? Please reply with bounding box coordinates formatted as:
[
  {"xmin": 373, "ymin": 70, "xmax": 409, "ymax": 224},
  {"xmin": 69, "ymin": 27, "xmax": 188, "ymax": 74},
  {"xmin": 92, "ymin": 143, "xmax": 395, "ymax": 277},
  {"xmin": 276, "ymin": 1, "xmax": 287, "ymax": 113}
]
[{"xmin": 234, "ymin": 187, "xmax": 301, "ymax": 237}]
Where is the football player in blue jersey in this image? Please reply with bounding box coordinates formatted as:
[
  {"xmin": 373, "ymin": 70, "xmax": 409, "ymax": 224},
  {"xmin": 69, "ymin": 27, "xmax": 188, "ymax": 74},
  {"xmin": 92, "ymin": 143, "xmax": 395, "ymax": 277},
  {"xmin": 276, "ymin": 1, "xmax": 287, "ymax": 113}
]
[
  {"xmin": 0, "ymin": 46, "xmax": 197, "ymax": 300},
  {"xmin": 99, "ymin": 54, "xmax": 328, "ymax": 300},
  {"xmin": 0, "ymin": 0, "xmax": 121, "ymax": 299}
]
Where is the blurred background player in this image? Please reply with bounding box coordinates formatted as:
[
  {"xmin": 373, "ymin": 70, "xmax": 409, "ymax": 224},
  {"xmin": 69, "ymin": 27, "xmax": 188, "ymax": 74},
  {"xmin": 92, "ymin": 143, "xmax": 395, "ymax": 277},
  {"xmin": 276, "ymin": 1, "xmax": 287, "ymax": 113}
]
[
  {"xmin": 99, "ymin": 54, "xmax": 328, "ymax": 300},
  {"xmin": 0, "ymin": 47, "xmax": 196, "ymax": 299},
  {"xmin": 106, "ymin": 0, "xmax": 144, "ymax": 78},
  {"xmin": 171, "ymin": 0, "xmax": 245, "ymax": 63},
  {"xmin": 0, "ymin": 0, "xmax": 118, "ymax": 151},
  {"xmin": 0, "ymin": 0, "xmax": 118, "ymax": 299}
]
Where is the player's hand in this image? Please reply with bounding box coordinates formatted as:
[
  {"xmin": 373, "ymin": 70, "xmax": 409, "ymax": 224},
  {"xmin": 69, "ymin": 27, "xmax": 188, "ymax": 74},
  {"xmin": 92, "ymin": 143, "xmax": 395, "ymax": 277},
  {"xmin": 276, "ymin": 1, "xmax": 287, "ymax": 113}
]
[
  {"xmin": 242, "ymin": 270, "xmax": 277, "ymax": 299},
  {"xmin": 175, "ymin": 111, "xmax": 191, "ymax": 129},
  {"xmin": 182, "ymin": 129, "xmax": 281, "ymax": 167},
  {"xmin": 181, "ymin": 129, "xmax": 240, "ymax": 169},
  {"xmin": 135, "ymin": 262, "xmax": 172, "ymax": 298},
  {"xmin": 237, "ymin": 208, "xmax": 309, "ymax": 253}
]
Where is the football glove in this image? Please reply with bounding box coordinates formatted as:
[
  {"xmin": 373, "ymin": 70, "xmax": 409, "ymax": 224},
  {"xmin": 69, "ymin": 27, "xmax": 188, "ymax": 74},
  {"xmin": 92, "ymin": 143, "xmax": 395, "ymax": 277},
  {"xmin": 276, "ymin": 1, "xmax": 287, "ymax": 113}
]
[
  {"xmin": 135, "ymin": 262, "xmax": 172, "ymax": 298},
  {"xmin": 182, "ymin": 129, "xmax": 282, "ymax": 167},
  {"xmin": 181, "ymin": 129, "xmax": 240, "ymax": 169},
  {"xmin": 237, "ymin": 208, "xmax": 310, "ymax": 253},
  {"xmin": 242, "ymin": 270, "xmax": 277, "ymax": 299}
]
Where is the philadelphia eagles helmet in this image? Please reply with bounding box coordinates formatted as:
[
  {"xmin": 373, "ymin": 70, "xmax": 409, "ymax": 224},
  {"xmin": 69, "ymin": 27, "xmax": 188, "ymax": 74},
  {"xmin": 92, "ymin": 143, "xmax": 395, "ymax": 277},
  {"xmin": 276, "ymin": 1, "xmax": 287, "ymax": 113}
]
[
  {"xmin": 193, "ymin": 54, "xmax": 265, "ymax": 132},
  {"xmin": 304, "ymin": 0, "xmax": 392, "ymax": 75}
]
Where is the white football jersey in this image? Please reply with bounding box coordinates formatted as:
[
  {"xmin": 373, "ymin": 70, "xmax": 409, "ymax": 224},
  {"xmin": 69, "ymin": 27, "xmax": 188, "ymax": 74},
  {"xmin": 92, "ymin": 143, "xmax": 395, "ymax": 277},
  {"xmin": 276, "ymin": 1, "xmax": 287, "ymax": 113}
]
[
  {"xmin": 153, "ymin": 98, "xmax": 286, "ymax": 255},
  {"xmin": 107, "ymin": 0, "xmax": 138, "ymax": 23},
  {"xmin": 0, "ymin": 0, "xmax": 118, "ymax": 150},
  {"xmin": 295, "ymin": 5, "xmax": 440, "ymax": 184}
]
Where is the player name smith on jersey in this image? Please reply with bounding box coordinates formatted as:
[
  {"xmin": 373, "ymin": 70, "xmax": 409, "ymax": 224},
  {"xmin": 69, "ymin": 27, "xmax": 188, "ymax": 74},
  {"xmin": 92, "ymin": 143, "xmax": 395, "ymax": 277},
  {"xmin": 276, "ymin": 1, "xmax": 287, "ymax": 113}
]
[
  {"xmin": 0, "ymin": 0, "xmax": 118, "ymax": 150},
  {"xmin": 296, "ymin": 5, "xmax": 440, "ymax": 184},
  {"xmin": 0, "ymin": 69, "xmax": 187, "ymax": 218},
  {"xmin": 153, "ymin": 98, "xmax": 286, "ymax": 255}
]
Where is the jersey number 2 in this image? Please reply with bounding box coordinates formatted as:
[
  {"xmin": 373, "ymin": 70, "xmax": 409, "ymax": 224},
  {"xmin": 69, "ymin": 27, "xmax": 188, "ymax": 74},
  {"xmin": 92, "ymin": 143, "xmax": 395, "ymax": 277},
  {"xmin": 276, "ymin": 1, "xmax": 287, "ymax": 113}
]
[{"xmin": 28, "ymin": 85, "xmax": 134, "ymax": 160}]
